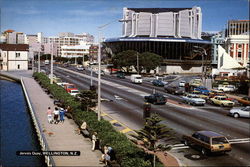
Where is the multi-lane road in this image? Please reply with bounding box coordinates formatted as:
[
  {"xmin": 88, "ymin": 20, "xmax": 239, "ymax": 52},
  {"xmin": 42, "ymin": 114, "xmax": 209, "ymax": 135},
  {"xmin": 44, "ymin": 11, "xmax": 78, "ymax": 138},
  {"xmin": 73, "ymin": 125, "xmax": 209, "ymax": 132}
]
[{"xmin": 43, "ymin": 64, "xmax": 250, "ymax": 166}]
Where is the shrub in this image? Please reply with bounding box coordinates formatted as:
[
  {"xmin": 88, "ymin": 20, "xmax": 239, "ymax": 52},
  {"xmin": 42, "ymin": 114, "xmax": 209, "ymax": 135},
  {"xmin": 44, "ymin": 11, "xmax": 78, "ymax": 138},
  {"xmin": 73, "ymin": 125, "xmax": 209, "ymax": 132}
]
[{"xmin": 33, "ymin": 72, "xmax": 163, "ymax": 167}]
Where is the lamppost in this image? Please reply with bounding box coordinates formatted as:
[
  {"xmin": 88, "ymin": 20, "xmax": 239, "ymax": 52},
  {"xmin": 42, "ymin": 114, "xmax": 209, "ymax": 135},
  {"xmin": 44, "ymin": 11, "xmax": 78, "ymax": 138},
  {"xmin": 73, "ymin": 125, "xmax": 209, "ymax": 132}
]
[
  {"xmin": 193, "ymin": 46, "xmax": 207, "ymax": 85},
  {"xmin": 97, "ymin": 21, "xmax": 117, "ymax": 121},
  {"xmin": 38, "ymin": 51, "xmax": 40, "ymax": 73},
  {"xmin": 50, "ymin": 42, "xmax": 54, "ymax": 84}
]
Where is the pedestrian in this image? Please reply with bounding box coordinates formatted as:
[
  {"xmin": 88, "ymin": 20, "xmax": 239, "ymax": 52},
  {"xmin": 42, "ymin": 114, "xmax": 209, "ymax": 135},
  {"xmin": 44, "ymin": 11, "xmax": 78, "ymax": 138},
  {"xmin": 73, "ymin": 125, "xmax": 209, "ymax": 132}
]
[
  {"xmin": 47, "ymin": 107, "xmax": 53, "ymax": 124},
  {"xmin": 99, "ymin": 146, "xmax": 110, "ymax": 165},
  {"xmin": 59, "ymin": 107, "xmax": 65, "ymax": 123},
  {"xmin": 92, "ymin": 132, "xmax": 97, "ymax": 151},
  {"xmin": 53, "ymin": 107, "xmax": 59, "ymax": 124}
]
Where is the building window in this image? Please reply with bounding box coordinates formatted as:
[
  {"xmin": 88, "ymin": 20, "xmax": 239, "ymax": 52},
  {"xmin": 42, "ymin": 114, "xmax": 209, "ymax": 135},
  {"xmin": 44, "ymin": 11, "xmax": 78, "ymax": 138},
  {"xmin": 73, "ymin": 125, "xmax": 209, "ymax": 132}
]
[
  {"xmin": 16, "ymin": 53, "xmax": 20, "ymax": 58},
  {"xmin": 238, "ymin": 52, "xmax": 242, "ymax": 60},
  {"xmin": 17, "ymin": 64, "xmax": 20, "ymax": 69}
]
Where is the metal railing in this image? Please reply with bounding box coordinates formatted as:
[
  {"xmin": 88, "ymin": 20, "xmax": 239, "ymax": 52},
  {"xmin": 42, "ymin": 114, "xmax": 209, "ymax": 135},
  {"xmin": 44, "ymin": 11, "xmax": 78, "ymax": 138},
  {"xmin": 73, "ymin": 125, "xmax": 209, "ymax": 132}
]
[{"xmin": 21, "ymin": 77, "xmax": 55, "ymax": 167}]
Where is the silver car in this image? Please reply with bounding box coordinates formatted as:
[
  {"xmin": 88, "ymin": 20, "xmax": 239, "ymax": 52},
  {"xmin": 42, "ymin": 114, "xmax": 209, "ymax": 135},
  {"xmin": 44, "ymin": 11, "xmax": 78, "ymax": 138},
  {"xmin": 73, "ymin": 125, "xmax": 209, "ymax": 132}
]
[{"xmin": 229, "ymin": 106, "xmax": 250, "ymax": 118}]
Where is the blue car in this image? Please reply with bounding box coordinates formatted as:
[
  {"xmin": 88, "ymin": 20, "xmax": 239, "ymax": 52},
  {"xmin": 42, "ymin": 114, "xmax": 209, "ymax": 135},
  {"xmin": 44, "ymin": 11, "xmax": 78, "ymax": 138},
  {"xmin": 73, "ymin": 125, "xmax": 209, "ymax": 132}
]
[
  {"xmin": 152, "ymin": 80, "xmax": 165, "ymax": 87},
  {"xmin": 194, "ymin": 86, "xmax": 210, "ymax": 95}
]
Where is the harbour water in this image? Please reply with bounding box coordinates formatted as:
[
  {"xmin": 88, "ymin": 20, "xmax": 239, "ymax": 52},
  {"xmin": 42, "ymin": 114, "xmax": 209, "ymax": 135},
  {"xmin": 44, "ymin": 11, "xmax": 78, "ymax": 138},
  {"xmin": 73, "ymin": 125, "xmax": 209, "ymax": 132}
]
[{"xmin": 0, "ymin": 79, "xmax": 45, "ymax": 166}]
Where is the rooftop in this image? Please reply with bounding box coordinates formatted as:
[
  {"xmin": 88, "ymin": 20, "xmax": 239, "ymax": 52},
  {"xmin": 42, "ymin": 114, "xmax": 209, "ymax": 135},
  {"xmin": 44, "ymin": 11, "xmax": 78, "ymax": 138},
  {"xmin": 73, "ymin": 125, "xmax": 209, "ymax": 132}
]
[
  {"xmin": 0, "ymin": 44, "xmax": 29, "ymax": 51},
  {"xmin": 127, "ymin": 8, "xmax": 192, "ymax": 13}
]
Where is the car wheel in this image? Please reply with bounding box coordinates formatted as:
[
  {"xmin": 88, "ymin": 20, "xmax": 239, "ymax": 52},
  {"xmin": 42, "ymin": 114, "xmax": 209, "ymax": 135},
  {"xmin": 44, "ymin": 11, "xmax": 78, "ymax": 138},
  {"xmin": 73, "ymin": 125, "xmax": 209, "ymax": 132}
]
[
  {"xmin": 220, "ymin": 104, "xmax": 224, "ymax": 107},
  {"xmin": 201, "ymin": 148, "xmax": 207, "ymax": 155},
  {"xmin": 233, "ymin": 113, "xmax": 240, "ymax": 118}
]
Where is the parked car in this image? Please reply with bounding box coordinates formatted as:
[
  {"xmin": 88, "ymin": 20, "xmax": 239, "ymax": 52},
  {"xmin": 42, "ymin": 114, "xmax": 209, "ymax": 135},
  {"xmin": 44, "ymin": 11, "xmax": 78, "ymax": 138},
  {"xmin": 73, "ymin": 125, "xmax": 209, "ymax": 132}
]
[
  {"xmin": 182, "ymin": 131, "xmax": 232, "ymax": 155},
  {"xmin": 76, "ymin": 65, "xmax": 84, "ymax": 71},
  {"xmin": 152, "ymin": 79, "xmax": 165, "ymax": 87},
  {"xmin": 229, "ymin": 106, "xmax": 250, "ymax": 118},
  {"xmin": 182, "ymin": 94, "xmax": 206, "ymax": 106},
  {"xmin": 210, "ymin": 96, "xmax": 235, "ymax": 107},
  {"xmin": 194, "ymin": 86, "xmax": 210, "ymax": 95},
  {"xmin": 190, "ymin": 90, "xmax": 209, "ymax": 100},
  {"xmin": 164, "ymin": 85, "xmax": 185, "ymax": 95},
  {"xmin": 236, "ymin": 97, "xmax": 250, "ymax": 106},
  {"xmin": 209, "ymin": 89, "xmax": 225, "ymax": 98},
  {"xmin": 218, "ymin": 84, "xmax": 236, "ymax": 92},
  {"xmin": 179, "ymin": 80, "xmax": 186, "ymax": 87},
  {"xmin": 144, "ymin": 93, "xmax": 167, "ymax": 105},
  {"xmin": 190, "ymin": 79, "xmax": 202, "ymax": 87},
  {"xmin": 69, "ymin": 89, "xmax": 80, "ymax": 96}
]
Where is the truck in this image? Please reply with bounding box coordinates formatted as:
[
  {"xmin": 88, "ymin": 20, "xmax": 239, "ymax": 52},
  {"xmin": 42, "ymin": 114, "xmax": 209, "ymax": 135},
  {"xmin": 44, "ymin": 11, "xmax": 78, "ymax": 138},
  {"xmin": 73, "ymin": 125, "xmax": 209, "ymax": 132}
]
[
  {"xmin": 131, "ymin": 74, "xmax": 142, "ymax": 84},
  {"xmin": 45, "ymin": 60, "xmax": 49, "ymax": 65},
  {"xmin": 64, "ymin": 84, "xmax": 77, "ymax": 93}
]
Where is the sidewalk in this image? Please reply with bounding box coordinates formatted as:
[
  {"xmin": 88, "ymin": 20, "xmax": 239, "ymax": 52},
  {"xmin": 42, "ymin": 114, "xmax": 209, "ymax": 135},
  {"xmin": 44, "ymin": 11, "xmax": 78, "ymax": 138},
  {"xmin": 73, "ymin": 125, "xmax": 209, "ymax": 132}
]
[{"xmin": 22, "ymin": 76, "xmax": 103, "ymax": 166}]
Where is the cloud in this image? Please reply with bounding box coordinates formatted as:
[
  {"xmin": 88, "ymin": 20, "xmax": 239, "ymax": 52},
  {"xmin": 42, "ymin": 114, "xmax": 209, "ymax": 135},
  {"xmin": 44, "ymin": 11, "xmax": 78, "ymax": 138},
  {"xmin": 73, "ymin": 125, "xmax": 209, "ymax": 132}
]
[
  {"xmin": 67, "ymin": 8, "xmax": 121, "ymax": 16},
  {"xmin": 3, "ymin": 7, "xmax": 42, "ymax": 15}
]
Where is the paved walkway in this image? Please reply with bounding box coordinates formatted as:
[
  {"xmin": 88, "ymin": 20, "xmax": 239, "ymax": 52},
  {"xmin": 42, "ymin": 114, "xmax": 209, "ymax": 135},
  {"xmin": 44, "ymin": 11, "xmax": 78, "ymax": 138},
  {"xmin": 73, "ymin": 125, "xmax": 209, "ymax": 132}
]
[
  {"xmin": 22, "ymin": 77, "xmax": 103, "ymax": 166},
  {"xmin": 4, "ymin": 71, "xmax": 103, "ymax": 166}
]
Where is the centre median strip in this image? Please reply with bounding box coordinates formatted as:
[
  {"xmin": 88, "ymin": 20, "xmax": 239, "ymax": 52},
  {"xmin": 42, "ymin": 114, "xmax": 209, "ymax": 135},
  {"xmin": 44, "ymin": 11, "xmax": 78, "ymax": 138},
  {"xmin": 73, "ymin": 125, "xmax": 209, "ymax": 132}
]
[{"xmin": 100, "ymin": 110, "xmax": 135, "ymax": 134}]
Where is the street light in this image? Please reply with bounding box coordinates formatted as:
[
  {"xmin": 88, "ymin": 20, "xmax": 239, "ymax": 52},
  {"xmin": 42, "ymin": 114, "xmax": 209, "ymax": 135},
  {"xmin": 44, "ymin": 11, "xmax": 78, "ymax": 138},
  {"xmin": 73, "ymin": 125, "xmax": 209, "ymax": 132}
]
[
  {"xmin": 38, "ymin": 51, "xmax": 40, "ymax": 73},
  {"xmin": 50, "ymin": 42, "xmax": 54, "ymax": 84},
  {"xmin": 97, "ymin": 21, "xmax": 117, "ymax": 121},
  {"xmin": 193, "ymin": 46, "xmax": 207, "ymax": 85}
]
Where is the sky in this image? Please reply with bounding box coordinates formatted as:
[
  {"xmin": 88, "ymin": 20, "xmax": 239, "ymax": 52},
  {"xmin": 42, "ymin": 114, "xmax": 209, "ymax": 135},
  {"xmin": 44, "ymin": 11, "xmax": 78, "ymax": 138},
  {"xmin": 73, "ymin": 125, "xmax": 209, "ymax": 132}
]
[{"xmin": 0, "ymin": 0, "xmax": 249, "ymax": 41}]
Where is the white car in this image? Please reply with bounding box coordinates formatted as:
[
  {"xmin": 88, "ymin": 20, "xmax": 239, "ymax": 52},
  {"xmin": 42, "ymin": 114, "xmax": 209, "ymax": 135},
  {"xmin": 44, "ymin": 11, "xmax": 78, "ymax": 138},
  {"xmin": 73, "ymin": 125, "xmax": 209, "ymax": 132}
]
[
  {"xmin": 218, "ymin": 85, "xmax": 236, "ymax": 92},
  {"xmin": 182, "ymin": 94, "xmax": 206, "ymax": 106},
  {"xmin": 76, "ymin": 65, "xmax": 84, "ymax": 71},
  {"xmin": 229, "ymin": 106, "xmax": 250, "ymax": 118},
  {"xmin": 179, "ymin": 81, "xmax": 186, "ymax": 87},
  {"xmin": 69, "ymin": 89, "xmax": 80, "ymax": 96},
  {"xmin": 57, "ymin": 82, "xmax": 69, "ymax": 87}
]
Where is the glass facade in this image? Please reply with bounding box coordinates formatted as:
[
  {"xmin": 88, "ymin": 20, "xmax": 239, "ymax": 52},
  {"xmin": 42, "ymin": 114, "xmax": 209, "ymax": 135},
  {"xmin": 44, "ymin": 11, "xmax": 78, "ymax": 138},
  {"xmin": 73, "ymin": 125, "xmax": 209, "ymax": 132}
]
[{"xmin": 104, "ymin": 39, "xmax": 212, "ymax": 65}]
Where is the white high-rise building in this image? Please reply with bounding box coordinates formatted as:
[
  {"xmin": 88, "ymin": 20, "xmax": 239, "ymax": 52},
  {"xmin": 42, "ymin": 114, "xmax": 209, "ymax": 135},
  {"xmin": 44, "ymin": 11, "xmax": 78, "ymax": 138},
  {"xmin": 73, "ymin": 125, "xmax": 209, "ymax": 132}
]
[
  {"xmin": 46, "ymin": 32, "xmax": 94, "ymax": 57},
  {"xmin": 121, "ymin": 7, "xmax": 202, "ymax": 39}
]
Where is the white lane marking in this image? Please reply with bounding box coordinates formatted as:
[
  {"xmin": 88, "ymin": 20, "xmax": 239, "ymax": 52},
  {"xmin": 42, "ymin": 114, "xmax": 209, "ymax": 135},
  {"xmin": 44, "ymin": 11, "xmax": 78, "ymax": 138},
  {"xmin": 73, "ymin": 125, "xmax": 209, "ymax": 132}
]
[{"xmin": 228, "ymin": 138, "xmax": 250, "ymax": 144}]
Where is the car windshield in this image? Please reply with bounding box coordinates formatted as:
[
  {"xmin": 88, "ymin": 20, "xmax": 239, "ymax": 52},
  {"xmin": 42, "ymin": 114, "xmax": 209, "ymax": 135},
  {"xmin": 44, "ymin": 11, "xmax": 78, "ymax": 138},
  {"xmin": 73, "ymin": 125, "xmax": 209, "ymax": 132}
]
[
  {"xmin": 136, "ymin": 77, "xmax": 142, "ymax": 79},
  {"xmin": 220, "ymin": 98, "xmax": 227, "ymax": 100},
  {"xmin": 68, "ymin": 85, "xmax": 75, "ymax": 88},
  {"xmin": 242, "ymin": 107, "xmax": 250, "ymax": 111},
  {"xmin": 212, "ymin": 137, "xmax": 228, "ymax": 144},
  {"xmin": 71, "ymin": 90, "xmax": 79, "ymax": 93}
]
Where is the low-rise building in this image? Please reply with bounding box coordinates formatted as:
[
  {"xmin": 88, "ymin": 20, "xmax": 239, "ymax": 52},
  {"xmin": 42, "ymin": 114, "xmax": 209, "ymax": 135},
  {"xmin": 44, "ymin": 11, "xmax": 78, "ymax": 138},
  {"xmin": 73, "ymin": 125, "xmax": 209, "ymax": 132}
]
[{"xmin": 0, "ymin": 44, "xmax": 29, "ymax": 71}]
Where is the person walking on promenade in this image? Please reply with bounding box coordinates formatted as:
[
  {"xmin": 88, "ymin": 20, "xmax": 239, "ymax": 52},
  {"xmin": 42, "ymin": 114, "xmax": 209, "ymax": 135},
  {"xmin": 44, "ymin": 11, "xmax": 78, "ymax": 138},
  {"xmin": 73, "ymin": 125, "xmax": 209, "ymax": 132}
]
[
  {"xmin": 92, "ymin": 132, "xmax": 97, "ymax": 151},
  {"xmin": 59, "ymin": 107, "xmax": 65, "ymax": 123},
  {"xmin": 47, "ymin": 107, "xmax": 53, "ymax": 124},
  {"xmin": 53, "ymin": 107, "xmax": 59, "ymax": 124}
]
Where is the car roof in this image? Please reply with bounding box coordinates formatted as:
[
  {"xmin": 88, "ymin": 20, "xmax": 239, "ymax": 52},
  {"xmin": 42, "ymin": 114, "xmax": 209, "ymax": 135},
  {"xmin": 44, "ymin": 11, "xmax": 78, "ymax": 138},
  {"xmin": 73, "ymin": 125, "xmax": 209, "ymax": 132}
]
[{"xmin": 197, "ymin": 131, "xmax": 224, "ymax": 138}]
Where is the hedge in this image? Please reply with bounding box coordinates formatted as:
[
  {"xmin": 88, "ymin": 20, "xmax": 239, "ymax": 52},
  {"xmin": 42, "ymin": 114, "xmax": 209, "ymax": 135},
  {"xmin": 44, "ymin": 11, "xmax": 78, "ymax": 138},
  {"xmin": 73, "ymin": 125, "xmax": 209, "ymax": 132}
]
[{"xmin": 33, "ymin": 72, "xmax": 163, "ymax": 167}]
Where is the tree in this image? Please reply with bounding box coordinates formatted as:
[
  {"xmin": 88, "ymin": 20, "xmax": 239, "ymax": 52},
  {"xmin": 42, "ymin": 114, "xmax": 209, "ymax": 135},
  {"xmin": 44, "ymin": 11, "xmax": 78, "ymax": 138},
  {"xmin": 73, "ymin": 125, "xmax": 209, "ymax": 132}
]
[
  {"xmin": 112, "ymin": 50, "xmax": 138, "ymax": 73},
  {"xmin": 140, "ymin": 52, "xmax": 162, "ymax": 73},
  {"xmin": 130, "ymin": 114, "xmax": 173, "ymax": 167}
]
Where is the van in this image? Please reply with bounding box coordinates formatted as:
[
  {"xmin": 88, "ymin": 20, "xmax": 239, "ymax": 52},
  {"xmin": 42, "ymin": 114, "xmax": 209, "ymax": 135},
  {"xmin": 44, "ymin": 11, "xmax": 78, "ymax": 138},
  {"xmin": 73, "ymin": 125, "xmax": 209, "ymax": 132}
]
[
  {"xmin": 131, "ymin": 74, "xmax": 142, "ymax": 84},
  {"xmin": 45, "ymin": 60, "xmax": 49, "ymax": 65},
  {"xmin": 182, "ymin": 131, "xmax": 232, "ymax": 155}
]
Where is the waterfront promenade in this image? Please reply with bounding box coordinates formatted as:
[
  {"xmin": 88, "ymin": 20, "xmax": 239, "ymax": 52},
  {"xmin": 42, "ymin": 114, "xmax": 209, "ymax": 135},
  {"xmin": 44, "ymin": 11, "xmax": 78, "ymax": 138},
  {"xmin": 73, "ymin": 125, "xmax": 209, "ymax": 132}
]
[{"xmin": 1, "ymin": 71, "xmax": 103, "ymax": 167}]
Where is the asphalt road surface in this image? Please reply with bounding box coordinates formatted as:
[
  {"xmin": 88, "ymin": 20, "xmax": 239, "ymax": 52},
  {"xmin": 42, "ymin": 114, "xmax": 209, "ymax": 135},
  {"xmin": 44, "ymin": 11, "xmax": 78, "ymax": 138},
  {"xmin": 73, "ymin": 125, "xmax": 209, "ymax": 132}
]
[{"xmin": 43, "ymin": 64, "xmax": 250, "ymax": 166}]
